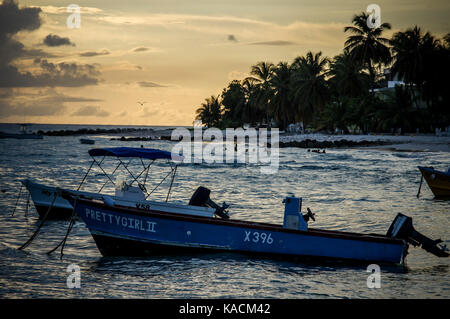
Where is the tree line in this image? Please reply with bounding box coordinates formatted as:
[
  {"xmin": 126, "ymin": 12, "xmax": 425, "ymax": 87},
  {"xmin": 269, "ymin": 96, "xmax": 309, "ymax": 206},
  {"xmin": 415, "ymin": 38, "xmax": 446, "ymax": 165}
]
[{"xmin": 195, "ymin": 12, "xmax": 450, "ymax": 134}]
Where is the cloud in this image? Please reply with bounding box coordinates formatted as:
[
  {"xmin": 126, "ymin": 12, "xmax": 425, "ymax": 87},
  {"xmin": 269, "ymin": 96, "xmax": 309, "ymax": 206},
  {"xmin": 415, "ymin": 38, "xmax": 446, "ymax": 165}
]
[
  {"xmin": 38, "ymin": 5, "xmax": 103, "ymax": 15},
  {"xmin": 132, "ymin": 47, "xmax": 150, "ymax": 52},
  {"xmin": 71, "ymin": 105, "xmax": 110, "ymax": 117},
  {"xmin": 138, "ymin": 81, "xmax": 166, "ymax": 88},
  {"xmin": 0, "ymin": 1, "xmax": 101, "ymax": 88},
  {"xmin": 95, "ymin": 12, "xmax": 347, "ymax": 51},
  {"xmin": 0, "ymin": 103, "xmax": 66, "ymax": 117},
  {"xmin": 79, "ymin": 49, "xmax": 110, "ymax": 57},
  {"xmin": 248, "ymin": 40, "xmax": 297, "ymax": 46},
  {"xmin": 1, "ymin": 92, "xmax": 61, "ymax": 117},
  {"xmin": 141, "ymin": 106, "xmax": 160, "ymax": 118},
  {"xmin": 0, "ymin": 1, "xmax": 41, "ymax": 66},
  {"xmin": 43, "ymin": 34, "xmax": 75, "ymax": 47},
  {"xmin": 0, "ymin": 0, "xmax": 41, "ymax": 37},
  {"xmin": 228, "ymin": 34, "xmax": 238, "ymax": 42},
  {"xmin": 43, "ymin": 90, "xmax": 103, "ymax": 103},
  {"xmin": 0, "ymin": 57, "xmax": 100, "ymax": 87},
  {"xmin": 227, "ymin": 71, "xmax": 250, "ymax": 81},
  {"xmin": 0, "ymin": 88, "xmax": 103, "ymax": 118},
  {"xmin": 21, "ymin": 47, "xmax": 59, "ymax": 59}
]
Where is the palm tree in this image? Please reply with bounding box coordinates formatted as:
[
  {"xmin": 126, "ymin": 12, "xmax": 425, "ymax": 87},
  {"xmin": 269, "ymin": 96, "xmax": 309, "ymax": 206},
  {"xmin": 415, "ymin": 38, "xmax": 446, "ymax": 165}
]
[
  {"xmin": 249, "ymin": 61, "xmax": 275, "ymax": 125},
  {"xmin": 421, "ymin": 32, "xmax": 449, "ymax": 114},
  {"xmin": 344, "ymin": 12, "xmax": 391, "ymax": 93},
  {"xmin": 269, "ymin": 62, "xmax": 292, "ymax": 129},
  {"xmin": 376, "ymin": 85, "xmax": 416, "ymax": 132},
  {"xmin": 443, "ymin": 33, "xmax": 450, "ymax": 49},
  {"xmin": 319, "ymin": 97, "xmax": 353, "ymax": 132},
  {"xmin": 290, "ymin": 51, "xmax": 330, "ymax": 126},
  {"xmin": 195, "ymin": 95, "xmax": 222, "ymax": 128},
  {"xmin": 220, "ymin": 80, "xmax": 246, "ymax": 127},
  {"xmin": 390, "ymin": 26, "xmax": 441, "ymax": 108},
  {"xmin": 241, "ymin": 77, "xmax": 265, "ymax": 125},
  {"xmin": 390, "ymin": 27, "xmax": 426, "ymax": 90},
  {"xmin": 328, "ymin": 49, "xmax": 370, "ymax": 97}
]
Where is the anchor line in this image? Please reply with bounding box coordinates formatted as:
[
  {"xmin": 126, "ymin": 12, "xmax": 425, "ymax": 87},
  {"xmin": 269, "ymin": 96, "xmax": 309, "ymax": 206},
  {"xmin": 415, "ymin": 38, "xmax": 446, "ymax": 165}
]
[
  {"xmin": 11, "ymin": 184, "xmax": 23, "ymax": 217},
  {"xmin": 18, "ymin": 192, "xmax": 57, "ymax": 250},
  {"xmin": 417, "ymin": 174, "xmax": 424, "ymax": 198},
  {"xmin": 25, "ymin": 192, "xmax": 30, "ymax": 217},
  {"xmin": 47, "ymin": 197, "xmax": 78, "ymax": 259}
]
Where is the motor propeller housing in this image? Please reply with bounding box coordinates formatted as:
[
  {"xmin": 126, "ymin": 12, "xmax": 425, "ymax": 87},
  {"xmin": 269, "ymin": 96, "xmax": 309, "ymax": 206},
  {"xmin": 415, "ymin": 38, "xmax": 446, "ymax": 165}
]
[
  {"xmin": 189, "ymin": 186, "xmax": 230, "ymax": 219},
  {"xmin": 387, "ymin": 213, "xmax": 449, "ymax": 258}
]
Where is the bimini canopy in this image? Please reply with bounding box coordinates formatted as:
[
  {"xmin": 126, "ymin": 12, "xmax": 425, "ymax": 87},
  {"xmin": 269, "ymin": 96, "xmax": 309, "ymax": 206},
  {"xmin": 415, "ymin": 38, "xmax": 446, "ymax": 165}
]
[{"xmin": 88, "ymin": 147, "xmax": 183, "ymax": 161}]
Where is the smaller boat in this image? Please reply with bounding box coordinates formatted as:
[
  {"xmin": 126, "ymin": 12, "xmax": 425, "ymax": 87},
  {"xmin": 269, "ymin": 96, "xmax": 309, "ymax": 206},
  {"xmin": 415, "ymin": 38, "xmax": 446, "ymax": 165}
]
[
  {"xmin": 417, "ymin": 166, "xmax": 450, "ymax": 197},
  {"xmin": 0, "ymin": 124, "xmax": 43, "ymax": 139},
  {"xmin": 21, "ymin": 147, "xmax": 186, "ymax": 220},
  {"xmin": 80, "ymin": 138, "xmax": 95, "ymax": 145}
]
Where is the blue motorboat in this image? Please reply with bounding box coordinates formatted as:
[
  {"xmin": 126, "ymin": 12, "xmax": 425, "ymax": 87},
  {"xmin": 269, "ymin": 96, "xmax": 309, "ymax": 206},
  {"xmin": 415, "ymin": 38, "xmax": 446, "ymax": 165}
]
[{"xmin": 59, "ymin": 147, "xmax": 449, "ymax": 266}]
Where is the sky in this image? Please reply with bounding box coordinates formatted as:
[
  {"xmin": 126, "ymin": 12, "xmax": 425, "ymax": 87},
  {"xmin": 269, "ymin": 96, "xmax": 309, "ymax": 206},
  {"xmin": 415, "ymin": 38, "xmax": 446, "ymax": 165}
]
[{"xmin": 0, "ymin": 0, "xmax": 449, "ymax": 126}]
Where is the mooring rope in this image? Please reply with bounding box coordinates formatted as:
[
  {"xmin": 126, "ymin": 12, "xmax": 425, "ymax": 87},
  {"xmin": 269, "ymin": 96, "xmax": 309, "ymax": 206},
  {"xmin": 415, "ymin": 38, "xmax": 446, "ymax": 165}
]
[
  {"xmin": 25, "ymin": 192, "xmax": 30, "ymax": 217},
  {"xmin": 18, "ymin": 192, "xmax": 57, "ymax": 250},
  {"xmin": 417, "ymin": 175, "xmax": 424, "ymax": 198},
  {"xmin": 10, "ymin": 184, "xmax": 23, "ymax": 217},
  {"xmin": 47, "ymin": 197, "xmax": 78, "ymax": 259}
]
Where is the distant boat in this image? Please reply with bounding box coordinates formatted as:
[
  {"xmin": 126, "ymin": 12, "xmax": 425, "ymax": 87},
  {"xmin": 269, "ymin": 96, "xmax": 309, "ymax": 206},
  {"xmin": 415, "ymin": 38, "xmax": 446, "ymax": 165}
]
[
  {"xmin": 80, "ymin": 138, "xmax": 95, "ymax": 145},
  {"xmin": 0, "ymin": 124, "xmax": 43, "ymax": 139},
  {"xmin": 418, "ymin": 166, "xmax": 450, "ymax": 197}
]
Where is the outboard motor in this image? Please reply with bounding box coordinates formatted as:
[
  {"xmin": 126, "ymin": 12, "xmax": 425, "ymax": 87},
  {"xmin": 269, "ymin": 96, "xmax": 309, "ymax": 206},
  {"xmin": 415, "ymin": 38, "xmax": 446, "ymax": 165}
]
[
  {"xmin": 387, "ymin": 213, "xmax": 449, "ymax": 258},
  {"xmin": 189, "ymin": 186, "xmax": 230, "ymax": 219}
]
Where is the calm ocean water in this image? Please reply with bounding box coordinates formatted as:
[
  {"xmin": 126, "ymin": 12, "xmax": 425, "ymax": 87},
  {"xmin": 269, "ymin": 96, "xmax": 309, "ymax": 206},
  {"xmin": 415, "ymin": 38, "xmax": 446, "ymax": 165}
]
[{"xmin": 0, "ymin": 124, "xmax": 448, "ymax": 298}]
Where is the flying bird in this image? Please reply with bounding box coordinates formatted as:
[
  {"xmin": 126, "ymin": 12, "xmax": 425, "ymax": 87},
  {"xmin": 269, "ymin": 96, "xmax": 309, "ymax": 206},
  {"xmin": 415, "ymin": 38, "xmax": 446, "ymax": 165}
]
[{"xmin": 137, "ymin": 101, "xmax": 147, "ymax": 106}]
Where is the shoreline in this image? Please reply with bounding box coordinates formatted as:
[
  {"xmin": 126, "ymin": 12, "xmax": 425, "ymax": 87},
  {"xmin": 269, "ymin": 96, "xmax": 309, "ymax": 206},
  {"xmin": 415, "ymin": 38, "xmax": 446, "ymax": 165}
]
[
  {"xmin": 279, "ymin": 134, "xmax": 450, "ymax": 152},
  {"xmin": 31, "ymin": 126, "xmax": 450, "ymax": 152}
]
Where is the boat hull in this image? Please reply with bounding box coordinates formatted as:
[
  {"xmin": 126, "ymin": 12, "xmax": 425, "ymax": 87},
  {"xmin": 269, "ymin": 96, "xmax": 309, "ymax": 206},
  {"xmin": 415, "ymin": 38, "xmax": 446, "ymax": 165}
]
[
  {"xmin": 418, "ymin": 166, "xmax": 450, "ymax": 197},
  {"xmin": 22, "ymin": 180, "xmax": 216, "ymax": 220},
  {"xmin": 73, "ymin": 198, "xmax": 407, "ymax": 265},
  {"xmin": 34, "ymin": 204, "xmax": 74, "ymax": 220},
  {"xmin": 22, "ymin": 180, "xmax": 75, "ymax": 219}
]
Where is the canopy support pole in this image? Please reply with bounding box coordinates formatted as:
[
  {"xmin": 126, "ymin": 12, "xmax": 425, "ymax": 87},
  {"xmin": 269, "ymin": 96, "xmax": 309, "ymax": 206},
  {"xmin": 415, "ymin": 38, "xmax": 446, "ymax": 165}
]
[
  {"xmin": 146, "ymin": 168, "xmax": 174, "ymax": 199},
  {"xmin": 97, "ymin": 159, "xmax": 131, "ymax": 193},
  {"xmin": 92, "ymin": 156, "xmax": 116, "ymax": 187},
  {"xmin": 166, "ymin": 165, "xmax": 178, "ymax": 202},
  {"xmin": 77, "ymin": 159, "xmax": 95, "ymax": 191}
]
